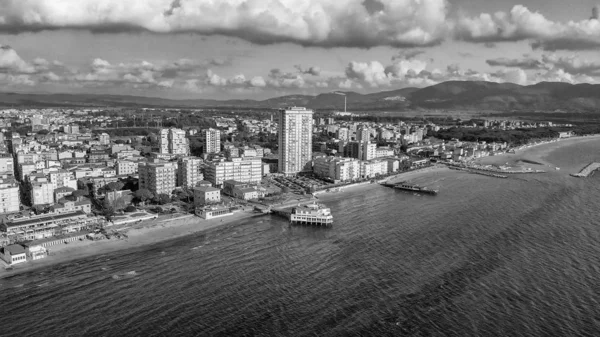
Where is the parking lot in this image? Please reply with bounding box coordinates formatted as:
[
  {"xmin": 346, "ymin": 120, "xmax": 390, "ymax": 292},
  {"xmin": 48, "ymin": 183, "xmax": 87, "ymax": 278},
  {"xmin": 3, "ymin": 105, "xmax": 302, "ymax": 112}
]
[{"xmin": 269, "ymin": 175, "xmax": 331, "ymax": 194}]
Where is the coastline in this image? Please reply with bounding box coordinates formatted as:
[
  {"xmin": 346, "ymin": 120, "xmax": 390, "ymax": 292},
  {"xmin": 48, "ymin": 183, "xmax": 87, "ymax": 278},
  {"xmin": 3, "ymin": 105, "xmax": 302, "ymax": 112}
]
[
  {"xmin": 474, "ymin": 135, "xmax": 600, "ymax": 169},
  {"xmin": 4, "ymin": 135, "xmax": 596, "ymax": 278},
  {"xmin": 0, "ymin": 209, "xmax": 264, "ymax": 279}
]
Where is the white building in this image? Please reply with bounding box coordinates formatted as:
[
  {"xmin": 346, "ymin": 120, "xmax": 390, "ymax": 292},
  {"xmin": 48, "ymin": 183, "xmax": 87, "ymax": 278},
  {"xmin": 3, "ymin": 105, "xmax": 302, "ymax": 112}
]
[
  {"xmin": 278, "ymin": 107, "xmax": 313, "ymax": 175},
  {"xmin": 159, "ymin": 128, "xmax": 189, "ymax": 156},
  {"xmin": 0, "ymin": 178, "xmax": 20, "ymax": 213},
  {"xmin": 138, "ymin": 161, "xmax": 177, "ymax": 195},
  {"xmin": 116, "ymin": 160, "xmax": 139, "ymax": 176},
  {"xmin": 99, "ymin": 133, "xmax": 110, "ymax": 145},
  {"xmin": 360, "ymin": 160, "xmax": 388, "ymax": 178},
  {"xmin": 204, "ymin": 157, "xmax": 262, "ymax": 187},
  {"xmin": 362, "ymin": 142, "xmax": 377, "ymax": 161},
  {"xmin": 203, "ymin": 128, "xmax": 221, "ymax": 154},
  {"xmin": 177, "ymin": 156, "xmax": 203, "ymax": 188},
  {"xmin": 313, "ymin": 156, "xmax": 361, "ymax": 182}
]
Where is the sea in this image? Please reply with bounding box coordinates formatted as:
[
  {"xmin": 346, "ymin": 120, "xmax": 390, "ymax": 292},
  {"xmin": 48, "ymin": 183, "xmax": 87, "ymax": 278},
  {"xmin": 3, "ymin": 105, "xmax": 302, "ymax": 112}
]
[{"xmin": 3, "ymin": 139, "xmax": 600, "ymax": 336}]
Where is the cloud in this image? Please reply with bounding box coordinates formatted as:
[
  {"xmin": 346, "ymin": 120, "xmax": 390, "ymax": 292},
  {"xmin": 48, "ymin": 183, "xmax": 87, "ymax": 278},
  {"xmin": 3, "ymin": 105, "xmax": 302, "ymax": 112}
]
[
  {"xmin": 0, "ymin": 0, "xmax": 450, "ymax": 48},
  {"xmin": 486, "ymin": 57, "xmax": 545, "ymax": 69},
  {"xmin": 295, "ymin": 65, "xmax": 322, "ymax": 76},
  {"xmin": 392, "ymin": 50, "xmax": 425, "ymax": 60},
  {"xmin": 345, "ymin": 61, "xmax": 390, "ymax": 87},
  {"xmin": 0, "ymin": 45, "xmax": 35, "ymax": 73},
  {"xmin": 456, "ymin": 5, "xmax": 600, "ymax": 51}
]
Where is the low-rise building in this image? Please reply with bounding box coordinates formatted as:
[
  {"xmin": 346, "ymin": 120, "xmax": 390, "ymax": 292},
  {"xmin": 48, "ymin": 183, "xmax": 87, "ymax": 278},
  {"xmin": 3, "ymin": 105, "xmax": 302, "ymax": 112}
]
[
  {"xmin": 1, "ymin": 211, "xmax": 102, "ymax": 241},
  {"xmin": 193, "ymin": 186, "xmax": 221, "ymax": 206},
  {"xmin": 0, "ymin": 244, "xmax": 27, "ymax": 265}
]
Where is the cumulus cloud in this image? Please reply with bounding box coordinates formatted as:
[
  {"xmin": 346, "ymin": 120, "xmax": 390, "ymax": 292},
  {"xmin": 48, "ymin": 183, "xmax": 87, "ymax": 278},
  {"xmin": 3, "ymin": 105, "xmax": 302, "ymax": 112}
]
[
  {"xmin": 486, "ymin": 53, "xmax": 600, "ymax": 78},
  {"xmin": 0, "ymin": 0, "xmax": 449, "ymax": 48},
  {"xmin": 294, "ymin": 65, "xmax": 322, "ymax": 76},
  {"xmin": 486, "ymin": 57, "xmax": 545, "ymax": 69},
  {"xmin": 456, "ymin": 5, "xmax": 600, "ymax": 51},
  {"xmin": 0, "ymin": 45, "xmax": 35, "ymax": 73}
]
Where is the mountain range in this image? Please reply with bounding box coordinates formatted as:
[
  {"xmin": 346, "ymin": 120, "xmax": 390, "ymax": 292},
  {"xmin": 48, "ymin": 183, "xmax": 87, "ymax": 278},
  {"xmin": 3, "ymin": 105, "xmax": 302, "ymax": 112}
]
[{"xmin": 2, "ymin": 81, "xmax": 600, "ymax": 111}]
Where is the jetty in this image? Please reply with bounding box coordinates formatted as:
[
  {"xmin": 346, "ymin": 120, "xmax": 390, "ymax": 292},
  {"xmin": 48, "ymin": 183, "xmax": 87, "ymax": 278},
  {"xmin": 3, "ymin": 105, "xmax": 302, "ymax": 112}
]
[
  {"xmin": 448, "ymin": 166, "xmax": 508, "ymax": 179},
  {"xmin": 380, "ymin": 182, "xmax": 438, "ymax": 195},
  {"xmin": 571, "ymin": 162, "xmax": 600, "ymax": 177}
]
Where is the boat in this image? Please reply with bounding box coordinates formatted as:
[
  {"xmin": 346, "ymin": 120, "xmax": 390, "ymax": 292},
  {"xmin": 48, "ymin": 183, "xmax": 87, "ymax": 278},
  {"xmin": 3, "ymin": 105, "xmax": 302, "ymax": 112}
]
[
  {"xmin": 555, "ymin": 167, "xmax": 560, "ymax": 170},
  {"xmin": 381, "ymin": 181, "xmax": 438, "ymax": 195},
  {"xmin": 290, "ymin": 202, "xmax": 333, "ymax": 226}
]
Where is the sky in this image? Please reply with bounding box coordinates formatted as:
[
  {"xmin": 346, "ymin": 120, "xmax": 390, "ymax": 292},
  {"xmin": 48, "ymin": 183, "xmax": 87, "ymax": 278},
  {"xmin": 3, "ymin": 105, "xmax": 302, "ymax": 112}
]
[{"xmin": 2, "ymin": 0, "xmax": 600, "ymax": 100}]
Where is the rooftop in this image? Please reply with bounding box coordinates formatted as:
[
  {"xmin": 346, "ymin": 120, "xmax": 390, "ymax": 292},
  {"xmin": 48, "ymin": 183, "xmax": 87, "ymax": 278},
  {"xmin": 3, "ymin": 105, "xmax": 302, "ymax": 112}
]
[{"xmin": 2, "ymin": 244, "xmax": 25, "ymax": 255}]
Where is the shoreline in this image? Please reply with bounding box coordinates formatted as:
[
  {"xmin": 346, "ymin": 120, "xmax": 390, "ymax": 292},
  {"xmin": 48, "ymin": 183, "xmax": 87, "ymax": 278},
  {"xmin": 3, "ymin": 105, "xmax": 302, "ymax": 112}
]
[
  {"xmin": 0, "ymin": 209, "xmax": 264, "ymax": 279},
  {"xmin": 4, "ymin": 135, "xmax": 597, "ymax": 278}
]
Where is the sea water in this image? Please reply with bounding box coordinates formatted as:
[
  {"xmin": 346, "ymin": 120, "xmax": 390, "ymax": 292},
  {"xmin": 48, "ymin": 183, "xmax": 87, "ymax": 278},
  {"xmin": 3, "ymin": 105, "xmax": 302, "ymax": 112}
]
[{"xmin": 2, "ymin": 140, "xmax": 600, "ymax": 336}]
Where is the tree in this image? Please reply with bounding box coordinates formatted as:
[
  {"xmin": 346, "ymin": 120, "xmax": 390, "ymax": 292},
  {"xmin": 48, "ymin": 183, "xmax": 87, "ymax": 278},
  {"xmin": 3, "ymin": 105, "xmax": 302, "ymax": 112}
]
[
  {"xmin": 36, "ymin": 129, "xmax": 50, "ymax": 135},
  {"xmin": 155, "ymin": 193, "xmax": 171, "ymax": 205},
  {"xmin": 106, "ymin": 181, "xmax": 124, "ymax": 191},
  {"xmin": 125, "ymin": 205, "xmax": 137, "ymax": 212},
  {"xmin": 101, "ymin": 199, "xmax": 116, "ymax": 221},
  {"xmin": 134, "ymin": 188, "xmax": 154, "ymax": 204}
]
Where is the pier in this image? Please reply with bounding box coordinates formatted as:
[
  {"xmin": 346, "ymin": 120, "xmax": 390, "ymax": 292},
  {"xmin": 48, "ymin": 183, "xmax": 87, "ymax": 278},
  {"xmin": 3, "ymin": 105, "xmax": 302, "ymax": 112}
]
[
  {"xmin": 571, "ymin": 162, "xmax": 600, "ymax": 177},
  {"xmin": 448, "ymin": 166, "xmax": 508, "ymax": 179}
]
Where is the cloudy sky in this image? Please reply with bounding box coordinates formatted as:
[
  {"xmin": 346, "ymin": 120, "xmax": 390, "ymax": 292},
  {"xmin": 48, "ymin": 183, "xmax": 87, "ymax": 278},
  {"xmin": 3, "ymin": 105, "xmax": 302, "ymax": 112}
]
[{"xmin": 2, "ymin": 0, "xmax": 600, "ymax": 100}]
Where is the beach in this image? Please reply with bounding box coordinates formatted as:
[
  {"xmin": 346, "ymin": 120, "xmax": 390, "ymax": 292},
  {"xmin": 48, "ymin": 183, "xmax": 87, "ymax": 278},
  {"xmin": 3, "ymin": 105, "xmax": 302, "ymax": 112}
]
[
  {"xmin": 474, "ymin": 135, "xmax": 600, "ymax": 169},
  {"xmin": 0, "ymin": 208, "xmax": 265, "ymax": 278}
]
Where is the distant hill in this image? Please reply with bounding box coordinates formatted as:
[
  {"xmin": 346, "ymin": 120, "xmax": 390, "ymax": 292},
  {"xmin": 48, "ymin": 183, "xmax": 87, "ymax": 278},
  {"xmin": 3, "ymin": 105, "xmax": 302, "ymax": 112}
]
[{"xmin": 2, "ymin": 81, "xmax": 600, "ymax": 111}]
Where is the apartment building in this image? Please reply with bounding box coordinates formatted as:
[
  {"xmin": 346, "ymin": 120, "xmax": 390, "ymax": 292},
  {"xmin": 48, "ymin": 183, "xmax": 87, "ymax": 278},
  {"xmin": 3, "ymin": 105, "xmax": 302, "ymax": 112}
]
[
  {"xmin": 0, "ymin": 177, "xmax": 20, "ymax": 214},
  {"xmin": 177, "ymin": 156, "xmax": 203, "ymax": 188},
  {"xmin": 116, "ymin": 160, "xmax": 139, "ymax": 176},
  {"xmin": 138, "ymin": 161, "xmax": 177, "ymax": 195},
  {"xmin": 159, "ymin": 128, "xmax": 189, "ymax": 156},
  {"xmin": 278, "ymin": 107, "xmax": 313, "ymax": 175},
  {"xmin": 204, "ymin": 157, "xmax": 262, "ymax": 187},
  {"xmin": 203, "ymin": 128, "xmax": 221, "ymax": 154}
]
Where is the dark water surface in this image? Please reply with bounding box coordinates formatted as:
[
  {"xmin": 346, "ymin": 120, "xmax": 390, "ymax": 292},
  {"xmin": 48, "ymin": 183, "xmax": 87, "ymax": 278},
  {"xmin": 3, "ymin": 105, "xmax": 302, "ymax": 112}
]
[{"xmin": 3, "ymin": 140, "xmax": 600, "ymax": 336}]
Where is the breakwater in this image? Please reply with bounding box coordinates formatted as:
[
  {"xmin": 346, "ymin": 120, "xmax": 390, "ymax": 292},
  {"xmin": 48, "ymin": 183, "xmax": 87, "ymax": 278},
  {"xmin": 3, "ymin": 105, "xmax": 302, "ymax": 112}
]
[
  {"xmin": 448, "ymin": 166, "xmax": 508, "ymax": 178},
  {"xmin": 570, "ymin": 162, "xmax": 600, "ymax": 177}
]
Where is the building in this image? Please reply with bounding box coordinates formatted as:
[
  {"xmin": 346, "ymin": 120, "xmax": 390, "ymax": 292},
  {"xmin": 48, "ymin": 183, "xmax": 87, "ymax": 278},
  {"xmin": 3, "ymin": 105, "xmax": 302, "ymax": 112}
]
[
  {"xmin": 336, "ymin": 127, "xmax": 349, "ymax": 141},
  {"xmin": 193, "ymin": 186, "xmax": 221, "ymax": 206},
  {"xmin": 195, "ymin": 205, "xmax": 233, "ymax": 219},
  {"xmin": 232, "ymin": 187, "xmax": 258, "ymax": 200},
  {"xmin": 98, "ymin": 133, "xmax": 110, "ymax": 145},
  {"xmin": 116, "ymin": 160, "xmax": 139, "ymax": 176},
  {"xmin": 313, "ymin": 156, "xmax": 361, "ymax": 182},
  {"xmin": 138, "ymin": 161, "xmax": 177, "ymax": 196},
  {"xmin": 0, "ymin": 154, "xmax": 14, "ymax": 175},
  {"xmin": 356, "ymin": 125, "xmax": 370, "ymax": 143},
  {"xmin": 177, "ymin": 156, "xmax": 203, "ymax": 188},
  {"xmin": 360, "ymin": 160, "xmax": 388, "ymax": 178},
  {"xmin": 48, "ymin": 170, "xmax": 77, "ymax": 191},
  {"xmin": 30, "ymin": 177, "xmax": 54, "ymax": 206},
  {"xmin": 159, "ymin": 128, "xmax": 189, "ymax": 156},
  {"xmin": 54, "ymin": 187, "xmax": 75, "ymax": 202},
  {"xmin": 362, "ymin": 142, "xmax": 377, "ymax": 161},
  {"xmin": 1, "ymin": 211, "xmax": 101, "ymax": 242},
  {"xmin": 0, "ymin": 177, "xmax": 20, "ymax": 214},
  {"xmin": 0, "ymin": 244, "xmax": 27, "ymax": 265},
  {"xmin": 278, "ymin": 107, "xmax": 314, "ymax": 175},
  {"xmin": 204, "ymin": 158, "xmax": 262, "ymax": 187},
  {"xmin": 203, "ymin": 128, "xmax": 221, "ymax": 154}
]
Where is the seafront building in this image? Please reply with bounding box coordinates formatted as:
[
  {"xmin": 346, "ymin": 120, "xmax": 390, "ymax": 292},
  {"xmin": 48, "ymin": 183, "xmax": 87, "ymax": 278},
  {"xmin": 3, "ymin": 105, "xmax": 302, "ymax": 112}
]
[
  {"xmin": 204, "ymin": 157, "xmax": 262, "ymax": 187},
  {"xmin": 177, "ymin": 156, "xmax": 203, "ymax": 188},
  {"xmin": 138, "ymin": 161, "xmax": 177, "ymax": 195},
  {"xmin": 278, "ymin": 107, "xmax": 313, "ymax": 175}
]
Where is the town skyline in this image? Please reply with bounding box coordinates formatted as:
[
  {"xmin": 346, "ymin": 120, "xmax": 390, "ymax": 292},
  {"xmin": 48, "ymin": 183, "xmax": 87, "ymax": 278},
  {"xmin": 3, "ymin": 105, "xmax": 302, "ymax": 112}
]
[{"xmin": 2, "ymin": 0, "xmax": 600, "ymax": 99}]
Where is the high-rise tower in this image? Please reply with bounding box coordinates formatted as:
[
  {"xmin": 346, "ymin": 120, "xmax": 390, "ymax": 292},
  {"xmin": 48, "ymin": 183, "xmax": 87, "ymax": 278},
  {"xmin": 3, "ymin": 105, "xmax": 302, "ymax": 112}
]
[{"xmin": 277, "ymin": 107, "xmax": 313, "ymax": 176}]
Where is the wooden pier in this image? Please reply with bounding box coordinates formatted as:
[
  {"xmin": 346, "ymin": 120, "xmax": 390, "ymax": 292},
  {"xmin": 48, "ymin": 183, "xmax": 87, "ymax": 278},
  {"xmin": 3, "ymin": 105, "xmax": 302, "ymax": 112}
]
[{"xmin": 448, "ymin": 166, "xmax": 508, "ymax": 179}]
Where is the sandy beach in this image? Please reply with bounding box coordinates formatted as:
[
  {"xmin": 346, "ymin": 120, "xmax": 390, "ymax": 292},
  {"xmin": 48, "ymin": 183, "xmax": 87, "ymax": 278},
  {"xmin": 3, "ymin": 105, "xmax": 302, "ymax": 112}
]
[
  {"xmin": 0, "ymin": 208, "xmax": 265, "ymax": 278},
  {"xmin": 474, "ymin": 135, "xmax": 600, "ymax": 169}
]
